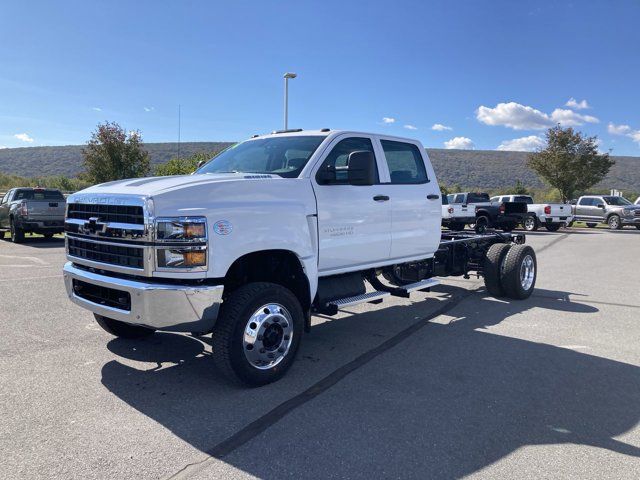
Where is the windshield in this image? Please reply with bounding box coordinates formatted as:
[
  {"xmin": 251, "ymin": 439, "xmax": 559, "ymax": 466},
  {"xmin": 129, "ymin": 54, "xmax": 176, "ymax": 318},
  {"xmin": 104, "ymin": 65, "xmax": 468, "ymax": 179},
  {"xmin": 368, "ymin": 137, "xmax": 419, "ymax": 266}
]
[
  {"xmin": 468, "ymin": 193, "xmax": 490, "ymax": 203},
  {"xmin": 603, "ymin": 196, "xmax": 632, "ymax": 206},
  {"xmin": 196, "ymin": 136, "xmax": 326, "ymax": 178}
]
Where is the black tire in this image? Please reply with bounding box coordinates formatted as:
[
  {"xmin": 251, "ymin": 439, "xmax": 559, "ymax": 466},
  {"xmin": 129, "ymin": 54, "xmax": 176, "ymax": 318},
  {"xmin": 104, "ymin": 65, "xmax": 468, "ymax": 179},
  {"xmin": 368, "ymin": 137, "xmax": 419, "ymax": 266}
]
[
  {"xmin": 475, "ymin": 216, "xmax": 489, "ymax": 234},
  {"xmin": 545, "ymin": 224, "xmax": 561, "ymax": 232},
  {"xmin": 448, "ymin": 222, "xmax": 465, "ymax": 231},
  {"xmin": 212, "ymin": 282, "xmax": 304, "ymax": 387},
  {"xmin": 94, "ymin": 314, "xmax": 156, "ymax": 339},
  {"xmin": 0, "ymin": 230, "xmax": 5, "ymax": 240},
  {"xmin": 636, "ymin": 225, "xmax": 640, "ymax": 230},
  {"xmin": 483, "ymin": 243, "xmax": 511, "ymax": 297},
  {"xmin": 501, "ymin": 245, "xmax": 537, "ymax": 300},
  {"xmin": 608, "ymin": 214, "xmax": 622, "ymax": 230},
  {"xmin": 523, "ymin": 215, "xmax": 538, "ymax": 232},
  {"xmin": 10, "ymin": 219, "xmax": 24, "ymax": 243},
  {"xmin": 586, "ymin": 223, "xmax": 597, "ymax": 228}
]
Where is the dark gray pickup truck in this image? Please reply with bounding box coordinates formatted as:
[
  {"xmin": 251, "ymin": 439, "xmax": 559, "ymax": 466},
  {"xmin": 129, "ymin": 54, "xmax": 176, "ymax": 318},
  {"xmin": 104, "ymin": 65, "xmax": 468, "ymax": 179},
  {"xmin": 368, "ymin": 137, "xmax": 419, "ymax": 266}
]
[{"xmin": 0, "ymin": 188, "xmax": 66, "ymax": 242}]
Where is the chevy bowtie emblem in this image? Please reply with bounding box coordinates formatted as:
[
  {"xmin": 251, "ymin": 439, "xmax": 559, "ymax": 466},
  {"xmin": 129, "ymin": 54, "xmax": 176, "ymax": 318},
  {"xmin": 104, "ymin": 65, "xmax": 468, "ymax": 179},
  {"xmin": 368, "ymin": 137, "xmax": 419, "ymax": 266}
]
[{"xmin": 81, "ymin": 217, "xmax": 106, "ymax": 234}]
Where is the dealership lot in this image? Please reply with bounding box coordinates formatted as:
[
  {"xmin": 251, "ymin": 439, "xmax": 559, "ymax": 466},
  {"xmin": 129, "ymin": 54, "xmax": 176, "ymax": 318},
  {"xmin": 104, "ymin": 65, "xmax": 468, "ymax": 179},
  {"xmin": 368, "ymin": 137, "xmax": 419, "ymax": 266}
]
[{"xmin": 1, "ymin": 230, "xmax": 639, "ymax": 479}]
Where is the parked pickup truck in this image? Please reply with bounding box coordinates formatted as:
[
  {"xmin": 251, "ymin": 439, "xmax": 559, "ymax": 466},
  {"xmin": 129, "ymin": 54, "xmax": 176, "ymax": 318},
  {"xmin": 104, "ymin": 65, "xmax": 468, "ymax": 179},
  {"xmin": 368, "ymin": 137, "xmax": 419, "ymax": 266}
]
[
  {"xmin": 449, "ymin": 192, "xmax": 527, "ymax": 233},
  {"xmin": 490, "ymin": 194, "xmax": 573, "ymax": 232},
  {"xmin": 62, "ymin": 129, "xmax": 538, "ymax": 386},
  {"xmin": 441, "ymin": 194, "xmax": 475, "ymax": 230},
  {"xmin": 0, "ymin": 187, "xmax": 66, "ymax": 242},
  {"xmin": 573, "ymin": 195, "xmax": 640, "ymax": 230}
]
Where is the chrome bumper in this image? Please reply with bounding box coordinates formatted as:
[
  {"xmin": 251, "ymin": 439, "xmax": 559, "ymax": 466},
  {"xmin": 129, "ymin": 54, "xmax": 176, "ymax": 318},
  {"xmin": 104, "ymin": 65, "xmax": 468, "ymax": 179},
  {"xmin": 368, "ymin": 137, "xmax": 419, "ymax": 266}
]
[{"xmin": 63, "ymin": 262, "xmax": 224, "ymax": 332}]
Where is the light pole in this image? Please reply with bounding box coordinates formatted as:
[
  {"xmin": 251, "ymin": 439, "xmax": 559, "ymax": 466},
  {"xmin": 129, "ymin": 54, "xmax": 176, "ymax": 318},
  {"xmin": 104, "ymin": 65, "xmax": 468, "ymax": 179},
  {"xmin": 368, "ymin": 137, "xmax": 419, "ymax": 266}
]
[{"xmin": 283, "ymin": 72, "xmax": 297, "ymax": 130}]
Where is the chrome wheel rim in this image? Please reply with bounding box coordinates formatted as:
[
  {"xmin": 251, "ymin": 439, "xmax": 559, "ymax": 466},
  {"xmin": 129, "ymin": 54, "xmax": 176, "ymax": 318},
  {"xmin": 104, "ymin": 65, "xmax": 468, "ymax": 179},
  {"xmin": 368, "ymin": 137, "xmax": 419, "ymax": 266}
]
[
  {"xmin": 520, "ymin": 255, "xmax": 535, "ymax": 291},
  {"xmin": 610, "ymin": 217, "xmax": 619, "ymax": 228},
  {"xmin": 243, "ymin": 303, "xmax": 293, "ymax": 370},
  {"xmin": 524, "ymin": 217, "xmax": 535, "ymax": 230}
]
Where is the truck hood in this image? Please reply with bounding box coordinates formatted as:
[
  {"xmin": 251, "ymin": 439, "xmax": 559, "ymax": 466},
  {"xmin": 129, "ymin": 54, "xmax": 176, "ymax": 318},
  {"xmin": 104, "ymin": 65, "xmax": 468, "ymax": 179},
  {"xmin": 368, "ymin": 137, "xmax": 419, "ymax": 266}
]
[{"xmin": 76, "ymin": 173, "xmax": 278, "ymax": 197}]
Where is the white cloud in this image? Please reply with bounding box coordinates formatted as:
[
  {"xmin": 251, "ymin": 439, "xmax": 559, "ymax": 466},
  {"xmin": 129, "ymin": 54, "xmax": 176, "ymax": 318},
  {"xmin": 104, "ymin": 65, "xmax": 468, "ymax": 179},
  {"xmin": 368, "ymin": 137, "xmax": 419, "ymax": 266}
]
[
  {"xmin": 404, "ymin": 124, "xmax": 417, "ymax": 130},
  {"xmin": 609, "ymin": 122, "xmax": 640, "ymax": 145},
  {"xmin": 608, "ymin": 122, "xmax": 632, "ymax": 135},
  {"xmin": 565, "ymin": 98, "xmax": 590, "ymax": 110},
  {"xmin": 92, "ymin": 107, "xmax": 102, "ymax": 112},
  {"xmin": 431, "ymin": 123, "xmax": 452, "ymax": 131},
  {"xmin": 497, "ymin": 135, "xmax": 545, "ymax": 151},
  {"xmin": 144, "ymin": 106, "xmax": 154, "ymax": 112},
  {"xmin": 476, "ymin": 101, "xmax": 599, "ymax": 130},
  {"xmin": 382, "ymin": 117, "xmax": 395, "ymax": 124},
  {"xmin": 0, "ymin": 145, "xmax": 7, "ymax": 149},
  {"xmin": 444, "ymin": 137, "xmax": 475, "ymax": 150},
  {"xmin": 14, "ymin": 133, "xmax": 34, "ymax": 143},
  {"xmin": 549, "ymin": 108, "xmax": 599, "ymax": 127}
]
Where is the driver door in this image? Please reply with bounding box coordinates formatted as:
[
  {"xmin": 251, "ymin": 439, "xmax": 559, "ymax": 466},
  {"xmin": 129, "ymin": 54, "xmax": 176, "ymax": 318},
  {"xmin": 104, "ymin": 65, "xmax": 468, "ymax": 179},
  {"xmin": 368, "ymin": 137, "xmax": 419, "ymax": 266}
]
[{"xmin": 311, "ymin": 136, "xmax": 391, "ymax": 274}]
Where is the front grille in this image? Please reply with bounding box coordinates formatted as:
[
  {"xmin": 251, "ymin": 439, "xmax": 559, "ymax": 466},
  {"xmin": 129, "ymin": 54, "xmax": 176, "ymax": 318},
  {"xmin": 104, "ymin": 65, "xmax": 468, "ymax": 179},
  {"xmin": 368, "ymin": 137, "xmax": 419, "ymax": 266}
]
[
  {"xmin": 68, "ymin": 237, "xmax": 144, "ymax": 269},
  {"xmin": 72, "ymin": 279, "xmax": 131, "ymax": 311},
  {"xmin": 67, "ymin": 203, "xmax": 144, "ymax": 225}
]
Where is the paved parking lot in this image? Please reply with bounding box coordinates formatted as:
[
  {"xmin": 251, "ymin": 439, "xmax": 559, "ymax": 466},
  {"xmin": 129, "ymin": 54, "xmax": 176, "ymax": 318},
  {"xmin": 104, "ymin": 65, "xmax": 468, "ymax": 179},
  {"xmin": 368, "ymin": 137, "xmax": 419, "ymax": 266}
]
[{"xmin": 1, "ymin": 229, "xmax": 639, "ymax": 479}]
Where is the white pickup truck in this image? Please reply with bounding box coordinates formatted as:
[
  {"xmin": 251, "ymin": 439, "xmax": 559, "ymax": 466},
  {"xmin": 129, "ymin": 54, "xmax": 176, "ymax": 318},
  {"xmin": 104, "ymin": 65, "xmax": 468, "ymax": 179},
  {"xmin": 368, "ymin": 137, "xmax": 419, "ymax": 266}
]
[
  {"xmin": 490, "ymin": 194, "xmax": 573, "ymax": 232},
  {"xmin": 63, "ymin": 129, "xmax": 538, "ymax": 386},
  {"xmin": 441, "ymin": 194, "xmax": 475, "ymax": 230}
]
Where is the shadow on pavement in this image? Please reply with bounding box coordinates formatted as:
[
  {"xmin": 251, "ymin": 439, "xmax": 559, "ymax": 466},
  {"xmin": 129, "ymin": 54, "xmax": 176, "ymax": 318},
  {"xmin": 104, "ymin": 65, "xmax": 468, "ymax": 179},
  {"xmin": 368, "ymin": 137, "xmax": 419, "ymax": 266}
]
[
  {"xmin": 100, "ymin": 285, "xmax": 640, "ymax": 478},
  {"xmin": 1, "ymin": 235, "xmax": 65, "ymax": 248}
]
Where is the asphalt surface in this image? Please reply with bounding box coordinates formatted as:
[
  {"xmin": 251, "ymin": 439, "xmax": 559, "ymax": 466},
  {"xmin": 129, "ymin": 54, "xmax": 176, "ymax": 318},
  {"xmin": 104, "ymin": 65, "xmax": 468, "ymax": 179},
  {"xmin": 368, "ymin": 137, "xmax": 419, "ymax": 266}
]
[{"xmin": 1, "ymin": 229, "xmax": 639, "ymax": 479}]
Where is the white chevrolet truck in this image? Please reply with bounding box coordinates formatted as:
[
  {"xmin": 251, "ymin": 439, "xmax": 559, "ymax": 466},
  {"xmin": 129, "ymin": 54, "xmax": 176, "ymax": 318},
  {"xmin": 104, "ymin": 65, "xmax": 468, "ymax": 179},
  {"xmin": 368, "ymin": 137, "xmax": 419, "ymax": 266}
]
[{"xmin": 63, "ymin": 129, "xmax": 537, "ymax": 386}]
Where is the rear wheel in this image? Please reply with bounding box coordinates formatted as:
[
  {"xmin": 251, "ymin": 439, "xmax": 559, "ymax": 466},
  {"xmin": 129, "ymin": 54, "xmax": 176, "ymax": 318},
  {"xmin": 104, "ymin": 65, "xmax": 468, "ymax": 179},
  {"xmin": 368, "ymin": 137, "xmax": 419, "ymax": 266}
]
[
  {"xmin": 94, "ymin": 314, "xmax": 156, "ymax": 339},
  {"xmin": 475, "ymin": 216, "xmax": 489, "ymax": 234},
  {"xmin": 483, "ymin": 243, "xmax": 511, "ymax": 297},
  {"xmin": 608, "ymin": 215, "xmax": 622, "ymax": 230},
  {"xmin": 545, "ymin": 224, "xmax": 561, "ymax": 232},
  {"xmin": 586, "ymin": 223, "xmax": 597, "ymax": 228},
  {"xmin": 523, "ymin": 216, "xmax": 538, "ymax": 231},
  {"xmin": 212, "ymin": 282, "xmax": 303, "ymax": 386},
  {"xmin": 501, "ymin": 245, "xmax": 537, "ymax": 300},
  {"xmin": 10, "ymin": 219, "xmax": 24, "ymax": 243}
]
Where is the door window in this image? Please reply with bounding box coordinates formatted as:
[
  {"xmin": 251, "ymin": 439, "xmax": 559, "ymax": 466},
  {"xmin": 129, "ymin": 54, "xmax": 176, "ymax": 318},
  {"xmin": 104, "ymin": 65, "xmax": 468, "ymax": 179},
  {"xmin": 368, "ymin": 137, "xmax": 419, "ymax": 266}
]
[
  {"xmin": 578, "ymin": 197, "xmax": 594, "ymax": 206},
  {"xmin": 454, "ymin": 194, "xmax": 465, "ymax": 203},
  {"xmin": 316, "ymin": 137, "xmax": 378, "ymax": 184},
  {"xmin": 380, "ymin": 140, "xmax": 428, "ymax": 184}
]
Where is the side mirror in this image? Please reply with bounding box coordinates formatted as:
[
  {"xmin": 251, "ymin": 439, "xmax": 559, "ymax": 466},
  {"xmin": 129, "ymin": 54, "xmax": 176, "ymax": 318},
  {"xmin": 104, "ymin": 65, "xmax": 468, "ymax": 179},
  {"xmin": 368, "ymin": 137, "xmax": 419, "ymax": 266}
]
[
  {"xmin": 347, "ymin": 151, "xmax": 376, "ymax": 186},
  {"xmin": 597, "ymin": 203, "xmax": 605, "ymax": 209},
  {"xmin": 196, "ymin": 160, "xmax": 205, "ymax": 168}
]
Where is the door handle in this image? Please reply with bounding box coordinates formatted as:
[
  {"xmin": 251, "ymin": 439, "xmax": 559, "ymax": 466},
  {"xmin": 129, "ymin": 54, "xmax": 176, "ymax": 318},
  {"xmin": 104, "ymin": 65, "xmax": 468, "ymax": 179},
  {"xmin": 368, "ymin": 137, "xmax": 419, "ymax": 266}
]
[
  {"xmin": 373, "ymin": 195, "xmax": 390, "ymax": 202},
  {"xmin": 427, "ymin": 194, "xmax": 440, "ymax": 200}
]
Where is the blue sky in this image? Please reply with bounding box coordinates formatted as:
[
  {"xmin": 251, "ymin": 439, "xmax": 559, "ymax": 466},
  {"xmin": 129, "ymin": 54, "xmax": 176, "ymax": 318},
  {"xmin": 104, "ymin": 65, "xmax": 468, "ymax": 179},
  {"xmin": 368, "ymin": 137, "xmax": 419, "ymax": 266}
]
[{"xmin": 1, "ymin": 0, "xmax": 639, "ymax": 155}]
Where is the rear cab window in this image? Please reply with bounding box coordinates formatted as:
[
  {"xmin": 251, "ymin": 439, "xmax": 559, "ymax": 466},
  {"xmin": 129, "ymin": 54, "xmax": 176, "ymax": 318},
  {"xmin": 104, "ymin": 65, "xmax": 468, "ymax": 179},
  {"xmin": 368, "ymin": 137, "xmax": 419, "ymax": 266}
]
[
  {"xmin": 380, "ymin": 140, "xmax": 428, "ymax": 184},
  {"xmin": 467, "ymin": 193, "xmax": 490, "ymax": 203},
  {"xmin": 14, "ymin": 189, "xmax": 65, "ymax": 201}
]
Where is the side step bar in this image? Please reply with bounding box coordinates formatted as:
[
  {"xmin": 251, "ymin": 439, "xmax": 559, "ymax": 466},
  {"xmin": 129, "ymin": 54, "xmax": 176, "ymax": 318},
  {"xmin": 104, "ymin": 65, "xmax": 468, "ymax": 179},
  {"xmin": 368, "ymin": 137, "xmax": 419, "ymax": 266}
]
[
  {"xmin": 319, "ymin": 291, "xmax": 390, "ymax": 315},
  {"xmin": 399, "ymin": 278, "xmax": 440, "ymax": 294}
]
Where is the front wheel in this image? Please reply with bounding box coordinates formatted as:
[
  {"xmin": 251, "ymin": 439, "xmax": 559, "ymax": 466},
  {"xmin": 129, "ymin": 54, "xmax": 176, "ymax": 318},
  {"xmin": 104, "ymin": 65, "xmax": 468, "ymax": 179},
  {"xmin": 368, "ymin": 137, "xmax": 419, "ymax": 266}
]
[
  {"xmin": 523, "ymin": 216, "xmax": 538, "ymax": 232},
  {"xmin": 501, "ymin": 245, "xmax": 537, "ymax": 300},
  {"xmin": 608, "ymin": 215, "xmax": 622, "ymax": 230},
  {"xmin": 212, "ymin": 282, "xmax": 304, "ymax": 387},
  {"xmin": 475, "ymin": 216, "xmax": 489, "ymax": 234},
  {"xmin": 545, "ymin": 224, "xmax": 561, "ymax": 232},
  {"xmin": 94, "ymin": 314, "xmax": 156, "ymax": 339}
]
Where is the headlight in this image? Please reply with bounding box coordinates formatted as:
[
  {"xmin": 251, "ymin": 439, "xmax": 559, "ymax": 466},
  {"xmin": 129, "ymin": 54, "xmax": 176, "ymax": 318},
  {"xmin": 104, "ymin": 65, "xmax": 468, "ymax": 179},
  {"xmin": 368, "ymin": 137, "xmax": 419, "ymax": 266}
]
[
  {"xmin": 623, "ymin": 209, "xmax": 633, "ymax": 216},
  {"xmin": 157, "ymin": 247, "xmax": 207, "ymax": 268},
  {"xmin": 155, "ymin": 217, "xmax": 207, "ymax": 270},
  {"xmin": 156, "ymin": 217, "xmax": 207, "ymax": 242}
]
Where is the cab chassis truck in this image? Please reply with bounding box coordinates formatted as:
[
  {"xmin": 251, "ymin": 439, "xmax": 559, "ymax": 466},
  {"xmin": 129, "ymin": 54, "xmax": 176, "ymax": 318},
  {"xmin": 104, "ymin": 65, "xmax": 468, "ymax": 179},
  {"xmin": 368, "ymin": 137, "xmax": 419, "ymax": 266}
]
[{"xmin": 63, "ymin": 129, "xmax": 537, "ymax": 386}]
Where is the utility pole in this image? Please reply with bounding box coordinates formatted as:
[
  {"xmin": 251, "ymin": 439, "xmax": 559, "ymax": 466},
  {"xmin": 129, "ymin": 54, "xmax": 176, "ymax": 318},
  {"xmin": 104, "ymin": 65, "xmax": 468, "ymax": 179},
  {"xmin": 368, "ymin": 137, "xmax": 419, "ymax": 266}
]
[
  {"xmin": 283, "ymin": 72, "xmax": 297, "ymax": 130},
  {"xmin": 177, "ymin": 104, "xmax": 181, "ymax": 159}
]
